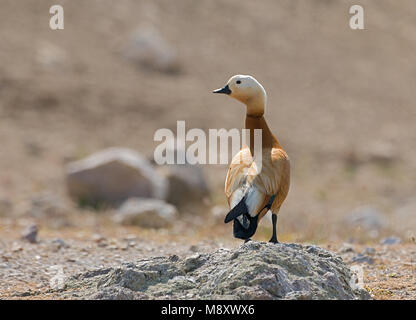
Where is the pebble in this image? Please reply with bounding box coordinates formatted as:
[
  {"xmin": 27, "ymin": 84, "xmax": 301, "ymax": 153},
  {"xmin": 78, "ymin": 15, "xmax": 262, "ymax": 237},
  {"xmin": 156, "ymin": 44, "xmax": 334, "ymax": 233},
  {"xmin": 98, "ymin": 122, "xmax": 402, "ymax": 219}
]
[
  {"xmin": 21, "ymin": 224, "xmax": 38, "ymax": 243},
  {"xmin": 91, "ymin": 234, "xmax": 106, "ymax": 243},
  {"xmin": 11, "ymin": 243, "xmax": 23, "ymax": 252},
  {"xmin": 351, "ymin": 253, "xmax": 374, "ymax": 264},
  {"xmin": 339, "ymin": 243, "xmax": 355, "ymax": 253},
  {"xmin": 189, "ymin": 245, "xmax": 199, "ymax": 253},
  {"xmin": 380, "ymin": 237, "xmax": 402, "ymax": 245},
  {"xmin": 50, "ymin": 239, "xmax": 69, "ymax": 252},
  {"xmin": 363, "ymin": 247, "xmax": 376, "ymax": 255}
]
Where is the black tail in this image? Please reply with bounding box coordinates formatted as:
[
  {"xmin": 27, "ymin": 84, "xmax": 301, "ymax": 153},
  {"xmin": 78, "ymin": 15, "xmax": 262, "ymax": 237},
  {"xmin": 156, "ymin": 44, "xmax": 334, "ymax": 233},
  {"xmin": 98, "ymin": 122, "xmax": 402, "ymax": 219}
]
[
  {"xmin": 224, "ymin": 197, "xmax": 248, "ymax": 223},
  {"xmin": 224, "ymin": 197, "xmax": 259, "ymax": 240}
]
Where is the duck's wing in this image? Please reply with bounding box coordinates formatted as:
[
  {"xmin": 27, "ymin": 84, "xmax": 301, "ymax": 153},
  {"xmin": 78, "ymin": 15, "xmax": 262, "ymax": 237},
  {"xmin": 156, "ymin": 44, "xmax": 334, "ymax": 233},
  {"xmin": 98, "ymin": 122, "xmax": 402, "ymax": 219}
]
[
  {"xmin": 225, "ymin": 147, "xmax": 267, "ymax": 218},
  {"xmin": 240, "ymin": 147, "xmax": 290, "ymax": 221},
  {"xmin": 225, "ymin": 147, "xmax": 290, "ymax": 221},
  {"xmin": 261, "ymin": 147, "xmax": 290, "ymax": 218},
  {"xmin": 225, "ymin": 147, "xmax": 251, "ymax": 200}
]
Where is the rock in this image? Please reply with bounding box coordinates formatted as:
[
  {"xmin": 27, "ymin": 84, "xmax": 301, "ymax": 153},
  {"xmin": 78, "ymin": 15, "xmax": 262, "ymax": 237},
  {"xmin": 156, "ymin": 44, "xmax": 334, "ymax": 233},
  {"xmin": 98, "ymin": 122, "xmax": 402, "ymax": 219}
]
[
  {"xmin": 363, "ymin": 247, "xmax": 376, "ymax": 255},
  {"xmin": 65, "ymin": 148, "xmax": 168, "ymax": 208},
  {"xmin": 153, "ymin": 145, "xmax": 210, "ymax": 207},
  {"xmin": 21, "ymin": 224, "xmax": 38, "ymax": 243},
  {"xmin": 11, "ymin": 242, "xmax": 23, "ymax": 252},
  {"xmin": 63, "ymin": 242, "xmax": 370, "ymax": 300},
  {"xmin": 91, "ymin": 234, "xmax": 106, "ymax": 243},
  {"xmin": 122, "ymin": 27, "xmax": 180, "ymax": 74},
  {"xmin": 351, "ymin": 254, "xmax": 374, "ymax": 265},
  {"xmin": 380, "ymin": 237, "xmax": 402, "ymax": 245},
  {"xmin": 90, "ymin": 286, "xmax": 148, "ymax": 300},
  {"xmin": 367, "ymin": 142, "xmax": 396, "ymax": 165},
  {"xmin": 338, "ymin": 243, "xmax": 355, "ymax": 254},
  {"xmin": 50, "ymin": 239, "xmax": 69, "ymax": 252},
  {"xmin": 158, "ymin": 164, "xmax": 210, "ymax": 207},
  {"xmin": 189, "ymin": 245, "xmax": 199, "ymax": 253},
  {"xmin": 112, "ymin": 198, "xmax": 178, "ymax": 228}
]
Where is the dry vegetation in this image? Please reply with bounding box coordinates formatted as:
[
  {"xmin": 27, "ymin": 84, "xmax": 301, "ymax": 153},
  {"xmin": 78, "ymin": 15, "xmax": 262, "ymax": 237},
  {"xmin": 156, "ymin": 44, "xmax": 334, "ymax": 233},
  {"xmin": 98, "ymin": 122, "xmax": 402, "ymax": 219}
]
[{"xmin": 0, "ymin": 0, "xmax": 415, "ymax": 299}]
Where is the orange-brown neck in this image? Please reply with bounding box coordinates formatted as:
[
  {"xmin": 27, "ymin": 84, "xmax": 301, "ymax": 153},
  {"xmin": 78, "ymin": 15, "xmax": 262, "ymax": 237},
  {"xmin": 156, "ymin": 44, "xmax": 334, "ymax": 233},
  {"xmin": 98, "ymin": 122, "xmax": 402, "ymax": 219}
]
[{"xmin": 245, "ymin": 114, "xmax": 281, "ymax": 156}]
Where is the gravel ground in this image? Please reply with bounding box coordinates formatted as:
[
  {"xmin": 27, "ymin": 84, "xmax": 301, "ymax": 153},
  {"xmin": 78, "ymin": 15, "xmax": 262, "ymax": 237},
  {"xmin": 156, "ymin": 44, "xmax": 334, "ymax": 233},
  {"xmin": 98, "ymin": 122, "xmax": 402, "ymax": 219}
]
[
  {"xmin": 0, "ymin": 236, "xmax": 221, "ymax": 299},
  {"xmin": 335, "ymin": 243, "xmax": 416, "ymax": 300},
  {"xmin": 1, "ymin": 234, "xmax": 414, "ymax": 300}
]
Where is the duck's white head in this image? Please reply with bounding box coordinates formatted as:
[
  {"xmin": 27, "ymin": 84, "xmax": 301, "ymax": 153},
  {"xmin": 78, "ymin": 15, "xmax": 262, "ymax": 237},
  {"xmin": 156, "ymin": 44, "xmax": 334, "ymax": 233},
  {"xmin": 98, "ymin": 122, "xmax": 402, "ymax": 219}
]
[{"xmin": 213, "ymin": 75, "xmax": 267, "ymax": 117}]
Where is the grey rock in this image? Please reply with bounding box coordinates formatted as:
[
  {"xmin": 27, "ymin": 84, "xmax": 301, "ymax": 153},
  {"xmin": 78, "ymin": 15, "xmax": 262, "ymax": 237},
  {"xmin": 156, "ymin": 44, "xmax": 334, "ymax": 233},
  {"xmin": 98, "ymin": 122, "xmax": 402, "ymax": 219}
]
[
  {"xmin": 50, "ymin": 239, "xmax": 69, "ymax": 252},
  {"xmin": 338, "ymin": 243, "xmax": 355, "ymax": 253},
  {"xmin": 189, "ymin": 245, "xmax": 199, "ymax": 253},
  {"xmin": 153, "ymin": 145, "xmax": 210, "ymax": 207},
  {"xmin": 363, "ymin": 247, "xmax": 376, "ymax": 255},
  {"xmin": 65, "ymin": 148, "xmax": 168, "ymax": 208},
  {"xmin": 351, "ymin": 254, "xmax": 374, "ymax": 265},
  {"xmin": 21, "ymin": 224, "xmax": 38, "ymax": 243},
  {"xmin": 367, "ymin": 142, "xmax": 396, "ymax": 165},
  {"xmin": 380, "ymin": 237, "xmax": 402, "ymax": 245},
  {"xmin": 113, "ymin": 198, "xmax": 178, "ymax": 228},
  {"xmin": 158, "ymin": 164, "xmax": 210, "ymax": 207},
  {"xmin": 90, "ymin": 286, "xmax": 148, "ymax": 300},
  {"xmin": 63, "ymin": 242, "xmax": 370, "ymax": 300}
]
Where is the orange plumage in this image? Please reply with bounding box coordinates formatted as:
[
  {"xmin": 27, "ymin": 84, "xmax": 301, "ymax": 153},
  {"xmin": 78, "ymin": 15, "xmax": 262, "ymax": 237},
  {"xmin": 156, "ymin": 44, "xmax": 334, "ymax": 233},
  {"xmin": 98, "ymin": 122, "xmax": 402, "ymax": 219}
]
[{"xmin": 214, "ymin": 75, "xmax": 290, "ymax": 242}]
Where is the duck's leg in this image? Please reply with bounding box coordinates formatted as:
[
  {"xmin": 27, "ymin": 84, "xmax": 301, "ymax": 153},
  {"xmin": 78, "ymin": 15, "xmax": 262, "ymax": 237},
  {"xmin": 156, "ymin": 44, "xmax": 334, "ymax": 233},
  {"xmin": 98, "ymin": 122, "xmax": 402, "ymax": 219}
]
[{"xmin": 269, "ymin": 214, "xmax": 279, "ymax": 243}]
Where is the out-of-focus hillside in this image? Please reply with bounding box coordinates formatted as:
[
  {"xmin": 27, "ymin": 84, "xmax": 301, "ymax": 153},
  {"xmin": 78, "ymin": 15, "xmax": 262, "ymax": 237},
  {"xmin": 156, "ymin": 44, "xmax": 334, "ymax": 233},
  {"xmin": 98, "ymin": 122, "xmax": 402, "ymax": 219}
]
[{"xmin": 0, "ymin": 0, "xmax": 415, "ymax": 243}]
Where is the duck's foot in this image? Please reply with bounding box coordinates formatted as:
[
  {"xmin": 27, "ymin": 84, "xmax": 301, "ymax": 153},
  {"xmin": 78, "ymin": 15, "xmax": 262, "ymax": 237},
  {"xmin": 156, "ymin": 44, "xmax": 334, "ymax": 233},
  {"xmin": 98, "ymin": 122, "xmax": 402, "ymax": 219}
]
[
  {"xmin": 244, "ymin": 238, "xmax": 252, "ymax": 243},
  {"xmin": 269, "ymin": 237, "xmax": 279, "ymax": 244}
]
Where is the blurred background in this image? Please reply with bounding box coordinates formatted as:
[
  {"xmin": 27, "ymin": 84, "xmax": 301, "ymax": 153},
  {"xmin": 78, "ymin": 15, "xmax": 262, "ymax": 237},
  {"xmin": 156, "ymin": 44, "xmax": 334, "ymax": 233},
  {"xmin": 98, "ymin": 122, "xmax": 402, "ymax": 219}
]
[{"xmin": 0, "ymin": 0, "xmax": 415, "ymax": 246}]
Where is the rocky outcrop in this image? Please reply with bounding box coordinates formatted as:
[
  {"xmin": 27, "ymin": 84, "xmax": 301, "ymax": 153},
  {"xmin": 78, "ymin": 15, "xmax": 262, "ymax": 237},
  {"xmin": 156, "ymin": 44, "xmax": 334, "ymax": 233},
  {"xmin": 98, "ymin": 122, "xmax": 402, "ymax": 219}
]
[
  {"xmin": 65, "ymin": 148, "xmax": 168, "ymax": 208},
  {"xmin": 62, "ymin": 242, "xmax": 370, "ymax": 300}
]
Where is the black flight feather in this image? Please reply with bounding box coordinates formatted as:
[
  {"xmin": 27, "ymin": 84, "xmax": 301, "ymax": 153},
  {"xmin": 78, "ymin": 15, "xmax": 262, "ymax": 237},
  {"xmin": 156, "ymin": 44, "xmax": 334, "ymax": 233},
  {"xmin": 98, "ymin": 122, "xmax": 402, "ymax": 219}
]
[{"xmin": 224, "ymin": 196, "xmax": 248, "ymax": 224}]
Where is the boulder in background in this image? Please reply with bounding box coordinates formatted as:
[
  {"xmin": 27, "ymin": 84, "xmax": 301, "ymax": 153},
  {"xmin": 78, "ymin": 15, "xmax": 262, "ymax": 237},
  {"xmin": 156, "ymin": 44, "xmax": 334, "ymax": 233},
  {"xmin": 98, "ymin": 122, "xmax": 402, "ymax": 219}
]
[{"xmin": 65, "ymin": 148, "xmax": 168, "ymax": 208}]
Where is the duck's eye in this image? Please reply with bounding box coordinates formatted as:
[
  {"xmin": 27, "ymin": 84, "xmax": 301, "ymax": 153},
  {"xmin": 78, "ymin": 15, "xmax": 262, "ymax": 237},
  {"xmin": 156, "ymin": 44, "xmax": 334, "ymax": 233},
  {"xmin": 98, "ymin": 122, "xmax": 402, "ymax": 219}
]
[{"xmin": 236, "ymin": 80, "xmax": 241, "ymax": 84}]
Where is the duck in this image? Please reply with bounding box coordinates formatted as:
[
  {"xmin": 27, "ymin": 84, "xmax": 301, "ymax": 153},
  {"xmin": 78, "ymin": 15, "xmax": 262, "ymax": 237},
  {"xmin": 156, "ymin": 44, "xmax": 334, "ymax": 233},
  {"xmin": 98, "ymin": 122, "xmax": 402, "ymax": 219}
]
[{"xmin": 213, "ymin": 75, "xmax": 290, "ymax": 243}]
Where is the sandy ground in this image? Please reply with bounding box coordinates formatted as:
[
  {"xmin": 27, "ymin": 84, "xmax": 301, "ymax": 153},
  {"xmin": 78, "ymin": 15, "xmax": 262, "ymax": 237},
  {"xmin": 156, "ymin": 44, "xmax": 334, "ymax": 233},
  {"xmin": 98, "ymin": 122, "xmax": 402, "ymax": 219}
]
[{"xmin": 1, "ymin": 0, "xmax": 415, "ymax": 299}]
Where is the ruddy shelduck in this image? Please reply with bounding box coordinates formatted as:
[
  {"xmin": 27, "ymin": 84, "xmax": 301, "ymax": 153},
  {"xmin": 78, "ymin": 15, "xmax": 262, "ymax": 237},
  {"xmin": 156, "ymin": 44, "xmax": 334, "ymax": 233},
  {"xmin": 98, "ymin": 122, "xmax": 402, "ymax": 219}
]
[{"xmin": 213, "ymin": 75, "xmax": 290, "ymax": 243}]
